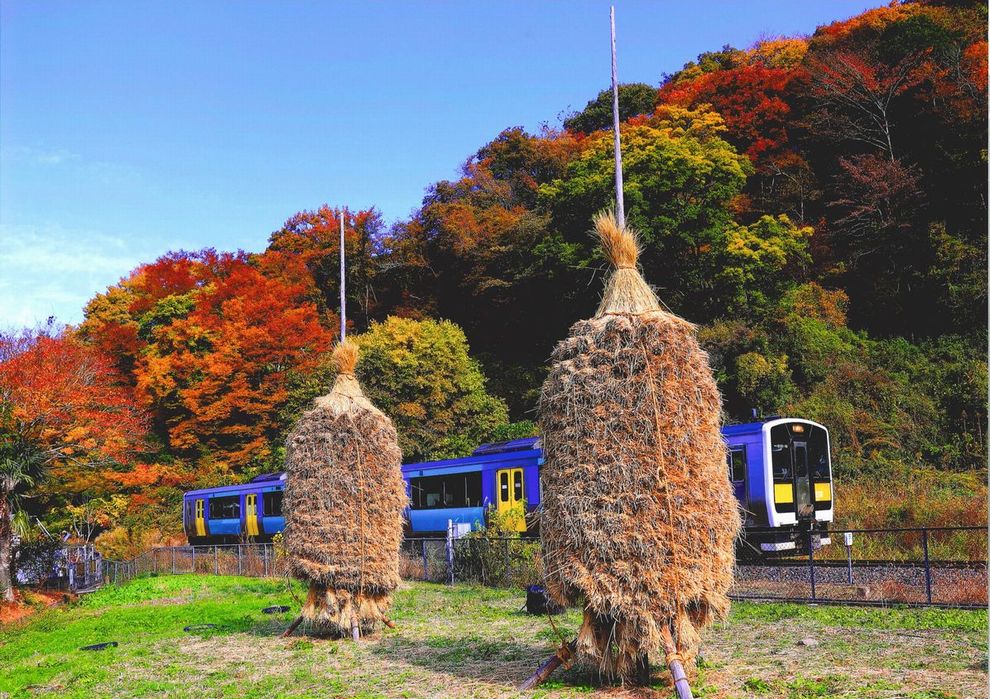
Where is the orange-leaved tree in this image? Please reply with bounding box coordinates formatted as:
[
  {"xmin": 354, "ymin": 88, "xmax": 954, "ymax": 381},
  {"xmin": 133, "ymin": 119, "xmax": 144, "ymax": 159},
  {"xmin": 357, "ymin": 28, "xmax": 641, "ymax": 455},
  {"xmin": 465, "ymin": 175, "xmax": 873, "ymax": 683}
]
[
  {"xmin": 81, "ymin": 250, "xmax": 332, "ymax": 474},
  {"xmin": 0, "ymin": 327, "xmax": 147, "ymax": 601}
]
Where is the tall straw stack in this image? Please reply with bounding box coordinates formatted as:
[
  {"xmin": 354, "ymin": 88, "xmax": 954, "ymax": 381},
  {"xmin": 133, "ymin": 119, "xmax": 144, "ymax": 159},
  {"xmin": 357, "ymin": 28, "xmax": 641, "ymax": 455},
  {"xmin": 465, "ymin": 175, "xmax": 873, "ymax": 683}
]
[
  {"xmin": 283, "ymin": 340, "xmax": 408, "ymax": 637},
  {"xmin": 538, "ymin": 211, "xmax": 741, "ymax": 680}
]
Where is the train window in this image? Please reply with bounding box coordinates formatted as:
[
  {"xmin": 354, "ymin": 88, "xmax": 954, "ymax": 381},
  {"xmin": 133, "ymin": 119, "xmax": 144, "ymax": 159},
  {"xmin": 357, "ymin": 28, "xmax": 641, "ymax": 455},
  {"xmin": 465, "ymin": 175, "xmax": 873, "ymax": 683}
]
[
  {"xmin": 263, "ymin": 490, "xmax": 283, "ymax": 517},
  {"xmin": 727, "ymin": 448, "xmax": 746, "ymax": 482},
  {"xmin": 770, "ymin": 425, "xmax": 792, "ymax": 480},
  {"xmin": 209, "ymin": 495, "xmax": 240, "ymax": 519},
  {"xmin": 794, "ymin": 444, "xmax": 808, "ymax": 478},
  {"xmin": 500, "ymin": 472, "xmax": 509, "ymax": 503},
  {"xmin": 410, "ymin": 472, "xmax": 483, "ymax": 509},
  {"xmin": 513, "ymin": 471, "xmax": 523, "ymax": 500},
  {"xmin": 808, "ymin": 427, "xmax": 831, "ymax": 480}
]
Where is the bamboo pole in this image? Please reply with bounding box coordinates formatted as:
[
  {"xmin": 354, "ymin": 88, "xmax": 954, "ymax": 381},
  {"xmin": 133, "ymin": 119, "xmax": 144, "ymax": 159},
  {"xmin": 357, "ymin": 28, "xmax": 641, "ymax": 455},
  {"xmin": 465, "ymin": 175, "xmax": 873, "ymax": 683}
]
[
  {"xmin": 518, "ymin": 640, "xmax": 577, "ymax": 691},
  {"xmin": 660, "ymin": 625, "xmax": 693, "ymax": 699},
  {"xmin": 610, "ymin": 5, "xmax": 625, "ymax": 229},
  {"xmin": 340, "ymin": 211, "xmax": 346, "ymax": 342}
]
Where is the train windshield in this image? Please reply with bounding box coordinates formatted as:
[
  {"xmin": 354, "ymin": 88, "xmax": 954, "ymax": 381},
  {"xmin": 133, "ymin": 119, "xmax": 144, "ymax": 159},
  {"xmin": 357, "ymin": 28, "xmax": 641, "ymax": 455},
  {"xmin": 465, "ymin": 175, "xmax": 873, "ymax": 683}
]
[
  {"xmin": 808, "ymin": 427, "xmax": 830, "ymax": 480},
  {"xmin": 770, "ymin": 422, "xmax": 831, "ymax": 482}
]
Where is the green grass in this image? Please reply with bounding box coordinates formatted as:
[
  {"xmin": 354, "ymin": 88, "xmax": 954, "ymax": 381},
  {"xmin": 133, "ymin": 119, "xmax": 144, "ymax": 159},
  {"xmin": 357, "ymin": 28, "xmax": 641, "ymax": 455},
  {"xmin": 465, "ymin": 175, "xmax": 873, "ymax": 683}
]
[
  {"xmin": 729, "ymin": 600, "xmax": 987, "ymax": 632},
  {"xmin": 0, "ymin": 575, "xmax": 986, "ymax": 698}
]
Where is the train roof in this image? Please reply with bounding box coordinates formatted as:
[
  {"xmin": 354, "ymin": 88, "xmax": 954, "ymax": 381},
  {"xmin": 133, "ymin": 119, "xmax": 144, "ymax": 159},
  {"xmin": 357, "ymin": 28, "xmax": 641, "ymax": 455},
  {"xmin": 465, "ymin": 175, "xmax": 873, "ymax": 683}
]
[
  {"xmin": 471, "ymin": 437, "xmax": 540, "ymax": 456},
  {"xmin": 721, "ymin": 417, "xmax": 824, "ymax": 438},
  {"xmin": 403, "ymin": 439, "xmax": 541, "ymax": 474},
  {"xmin": 184, "ymin": 473, "xmax": 286, "ymax": 498}
]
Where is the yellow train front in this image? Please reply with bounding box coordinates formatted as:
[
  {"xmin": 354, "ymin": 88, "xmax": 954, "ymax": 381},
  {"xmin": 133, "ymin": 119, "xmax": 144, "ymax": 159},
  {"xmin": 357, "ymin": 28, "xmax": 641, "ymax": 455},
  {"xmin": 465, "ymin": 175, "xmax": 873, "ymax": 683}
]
[{"xmin": 724, "ymin": 418, "xmax": 834, "ymax": 557}]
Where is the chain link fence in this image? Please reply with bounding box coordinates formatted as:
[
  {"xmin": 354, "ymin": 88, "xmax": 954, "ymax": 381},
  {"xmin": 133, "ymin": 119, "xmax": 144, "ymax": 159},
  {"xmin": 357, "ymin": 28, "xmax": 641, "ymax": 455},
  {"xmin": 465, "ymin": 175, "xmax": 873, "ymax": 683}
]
[
  {"xmin": 733, "ymin": 525, "xmax": 987, "ymax": 608},
  {"xmin": 99, "ymin": 526, "xmax": 986, "ymax": 609},
  {"xmin": 104, "ymin": 544, "xmax": 288, "ymax": 586}
]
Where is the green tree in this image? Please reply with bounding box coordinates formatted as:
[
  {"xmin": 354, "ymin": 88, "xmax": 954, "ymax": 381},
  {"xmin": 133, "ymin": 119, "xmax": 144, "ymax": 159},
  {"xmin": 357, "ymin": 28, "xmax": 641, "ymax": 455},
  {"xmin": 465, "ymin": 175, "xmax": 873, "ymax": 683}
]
[
  {"xmin": 716, "ymin": 214, "xmax": 813, "ymax": 315},
  {"xmin": 541, "ymin": 105, "xmax": 752, "ymax": 317},
  {"xmin": 283, "ymin": 318, "xmax": 509, "ymax": 462},
  {"xmin": 563, "ymin": 83, "xmax": 658, "ymax": 134}
]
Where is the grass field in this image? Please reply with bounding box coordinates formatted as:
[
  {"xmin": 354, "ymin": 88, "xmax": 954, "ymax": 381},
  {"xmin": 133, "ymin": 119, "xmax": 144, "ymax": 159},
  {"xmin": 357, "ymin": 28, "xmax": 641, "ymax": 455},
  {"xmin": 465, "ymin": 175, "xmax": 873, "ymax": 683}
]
[{"xmin": 0, "ymin": 575, "xmax": 986, "ymax": 698}]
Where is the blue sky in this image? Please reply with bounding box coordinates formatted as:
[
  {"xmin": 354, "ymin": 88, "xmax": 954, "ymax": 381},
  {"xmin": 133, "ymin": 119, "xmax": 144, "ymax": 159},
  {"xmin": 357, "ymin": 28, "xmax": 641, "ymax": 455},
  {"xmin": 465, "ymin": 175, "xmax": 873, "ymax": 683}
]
[{"xmin": 0, "ymin": 0, "xmax": 884, "ymax": 328}]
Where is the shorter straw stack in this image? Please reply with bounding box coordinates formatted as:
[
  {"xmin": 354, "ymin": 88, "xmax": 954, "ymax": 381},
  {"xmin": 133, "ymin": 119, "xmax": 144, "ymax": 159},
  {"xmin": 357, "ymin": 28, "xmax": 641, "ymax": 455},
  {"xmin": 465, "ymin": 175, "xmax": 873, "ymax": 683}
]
[{"xmin": 283, "ymin": 340, "xmax": 408, "ymax": 637}]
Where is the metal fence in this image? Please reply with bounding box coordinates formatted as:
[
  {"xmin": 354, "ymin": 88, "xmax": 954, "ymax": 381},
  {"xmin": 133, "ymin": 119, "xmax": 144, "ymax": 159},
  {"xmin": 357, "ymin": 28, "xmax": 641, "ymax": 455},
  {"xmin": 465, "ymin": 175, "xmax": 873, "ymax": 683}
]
[
  {"xmin": 400, "ymin": 536, "xmax": 541, "ymax": 587},
  {"xmin": 732, "ymin": 525, "xmax": 987, "ymax": 609},
  {"xmin": 104, "ymin": 544, "xmax": 287, "ymax": 586},
  {"xmin": 101, "ymin": 526, "xmax": 987, "ymax": 609},
  {"xmin": 20, "ymin": 543, "xmax": 104, "ymax": 592}
]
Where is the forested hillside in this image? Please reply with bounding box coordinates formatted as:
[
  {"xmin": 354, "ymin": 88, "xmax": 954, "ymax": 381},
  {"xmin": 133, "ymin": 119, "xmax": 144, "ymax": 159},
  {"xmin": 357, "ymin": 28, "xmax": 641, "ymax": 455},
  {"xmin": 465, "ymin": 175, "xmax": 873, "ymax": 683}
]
[{"xmin": 2, "ymin": 0, "xmax": 986, "ymax": 554}]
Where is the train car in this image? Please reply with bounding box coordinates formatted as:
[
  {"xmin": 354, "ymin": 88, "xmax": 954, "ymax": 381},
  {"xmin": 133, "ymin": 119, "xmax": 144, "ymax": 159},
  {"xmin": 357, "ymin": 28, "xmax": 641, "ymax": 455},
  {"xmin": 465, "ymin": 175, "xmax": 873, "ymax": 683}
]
[
  {"xmin": 725, "ymin": 418, "xmax": 833, "ymax": 555},
  {"xmin": 183, "ymin": 472, "xmax": 286, "ymax": 545},
  {"xmin": 182, "ymin": 418, "xmax": 834, "ymax": 555},
  {"xmin": 402, "ymin": 437, "xmax": 542, "ymax": 535}
]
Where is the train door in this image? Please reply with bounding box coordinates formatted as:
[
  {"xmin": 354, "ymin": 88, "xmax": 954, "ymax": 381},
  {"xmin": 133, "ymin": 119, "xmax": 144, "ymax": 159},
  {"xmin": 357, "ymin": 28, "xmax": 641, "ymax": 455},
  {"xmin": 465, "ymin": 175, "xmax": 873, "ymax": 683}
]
[
  {"xmin": 194, "ymin": 499, "xmax": 206, "ymax": 537},
  {"xmin": 245, "ymin": 494, "xmax": 260, "ymax": 537},
  {"xmin": 792, "ymin": 441, "xmax": 813, "ymax": 518},
  {"xmin": 495, "ymin": 467, "xmax": 526, "ymax": 532}
]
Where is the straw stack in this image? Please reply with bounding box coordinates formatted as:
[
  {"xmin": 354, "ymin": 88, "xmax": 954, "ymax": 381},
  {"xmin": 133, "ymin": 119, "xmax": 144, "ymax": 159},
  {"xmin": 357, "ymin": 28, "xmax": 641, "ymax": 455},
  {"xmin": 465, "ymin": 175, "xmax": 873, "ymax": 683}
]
[
  {"xmin": 283, "ymin": 340, "xmax": 408, "ymax": 637},
  {"xmin": 538, "ymin": 211, "xmax": 741, "ymax": 679}
]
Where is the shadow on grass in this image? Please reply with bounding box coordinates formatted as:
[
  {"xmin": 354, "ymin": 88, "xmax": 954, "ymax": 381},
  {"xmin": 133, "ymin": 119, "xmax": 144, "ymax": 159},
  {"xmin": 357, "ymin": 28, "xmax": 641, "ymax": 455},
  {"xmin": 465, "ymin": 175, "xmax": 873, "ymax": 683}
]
[
  {"xmin": 369, "ymin": 626, "xmax": 646, "ymax": 693},
  {"xmin": 180, "ymin": 613, "xmax": 298, "ymax": 639}
]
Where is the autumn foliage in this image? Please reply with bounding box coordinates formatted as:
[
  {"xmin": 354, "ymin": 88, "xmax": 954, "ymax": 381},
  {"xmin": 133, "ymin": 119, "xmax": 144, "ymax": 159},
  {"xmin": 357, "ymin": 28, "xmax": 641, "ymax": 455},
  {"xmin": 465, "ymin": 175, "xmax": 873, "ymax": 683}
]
[{"xmin": 3, "ymin": 0, "xmax": 986, "ymax": 552}]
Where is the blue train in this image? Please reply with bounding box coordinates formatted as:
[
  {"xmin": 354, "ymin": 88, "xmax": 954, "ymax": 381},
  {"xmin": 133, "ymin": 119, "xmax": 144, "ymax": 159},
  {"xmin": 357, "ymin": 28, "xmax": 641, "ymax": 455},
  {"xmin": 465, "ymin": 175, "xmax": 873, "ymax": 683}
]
[{"xmin": 182, "ymin": 417, "xmax": 833, "ymax": 555}]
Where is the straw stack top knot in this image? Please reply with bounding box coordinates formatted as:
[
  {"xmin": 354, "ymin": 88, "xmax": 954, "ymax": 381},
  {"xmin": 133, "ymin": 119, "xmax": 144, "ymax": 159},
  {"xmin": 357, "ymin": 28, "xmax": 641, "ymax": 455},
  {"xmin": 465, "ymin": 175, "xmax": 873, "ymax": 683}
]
[
  {"xmin": 595, "ymin": 209, "xmax": 639, "ymax": 270},
  {"xmin": 593, "ymin": 210, "xmax": 664, "ymax": 318},
  {"xmin": 315, "ymin": 339, "xmax": 375, "ymax": 414},
  {"xmin": 332, "ymin": 339, "xmax": 359, "ymax": 376}
]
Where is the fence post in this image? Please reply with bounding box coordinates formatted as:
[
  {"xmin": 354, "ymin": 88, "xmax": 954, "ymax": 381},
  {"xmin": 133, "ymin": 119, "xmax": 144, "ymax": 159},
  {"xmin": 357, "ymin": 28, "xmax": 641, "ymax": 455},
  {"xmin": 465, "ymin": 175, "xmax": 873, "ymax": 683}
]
[
  {"xmin": 192, "ymin": 546, "xmax": 196, "ymax": 574},
  {"xmin": 922, "ymin": 528, "xmax": 933, "ymax": 605},
  {"xmin": 237, "ymin": 545, "xmax": 242, "ymax": 577},
  {"xmin": 503, "ymin": 538, "xmax": 510, "ymax": 587},
  {"xmin": 808, "ymin": 533, "xmax": 817, "ymax": 602},
  {"xmin": 843, "ymin": 531, "xmax": 854, "ymax": 584},
  {"xmin": 214, "ymin": 546, "xmax": 219, "ymax": 576},
  {"xmin": 421, "ymin": 540, "xmax": 428, "ymax": 581},
  {"xmin": 264, "ymin": 545, "xmax": 269, "ymax": 577},
  {"xmin": 171, "ymin": 547, "xmax": 176, "ymax": 574},
  {"xmin": 446, "ymin": 520, "xmax": 454, "ymax": 585}
]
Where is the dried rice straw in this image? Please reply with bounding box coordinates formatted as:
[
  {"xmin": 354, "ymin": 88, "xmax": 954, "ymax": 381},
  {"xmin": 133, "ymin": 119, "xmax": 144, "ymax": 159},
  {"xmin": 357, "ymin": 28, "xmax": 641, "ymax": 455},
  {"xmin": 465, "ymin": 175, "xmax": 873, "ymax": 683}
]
[
  {"xmin": 538, "ymin": 211, "xmax": 741, "ymax": 681},
  {"xmin": 283, "ymin": 339, "xmax": 408, "ymax": 638}
]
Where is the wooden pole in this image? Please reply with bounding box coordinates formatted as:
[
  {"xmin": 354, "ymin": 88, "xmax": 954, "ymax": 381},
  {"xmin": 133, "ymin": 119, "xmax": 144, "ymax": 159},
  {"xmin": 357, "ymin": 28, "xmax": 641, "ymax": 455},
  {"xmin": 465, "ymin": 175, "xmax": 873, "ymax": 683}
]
[
  {"xmin": 610, "ymin": 5, "xmax": 625, "ymax": 229},
  {"xmin": 282, "ymin": 615, "xmax": 304, "ymax": 638},
  {"xmin": 339, "ymin": 211, "xmax": 346, "ymax": 342},
  {"xmin": 518, "ymin": 640, "xmax": 577, "ymax": 691},
  {"xmin": 660, "ymin": 625, "xmax": 693, "ymax": 699}
]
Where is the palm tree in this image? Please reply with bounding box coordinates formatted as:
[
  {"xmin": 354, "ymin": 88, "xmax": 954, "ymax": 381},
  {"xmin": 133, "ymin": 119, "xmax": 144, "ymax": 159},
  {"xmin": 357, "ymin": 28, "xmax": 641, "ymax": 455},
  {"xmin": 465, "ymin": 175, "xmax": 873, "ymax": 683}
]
[{"xmin": 0, "ymin": 438, "xmax": 42, "ymax": 603}]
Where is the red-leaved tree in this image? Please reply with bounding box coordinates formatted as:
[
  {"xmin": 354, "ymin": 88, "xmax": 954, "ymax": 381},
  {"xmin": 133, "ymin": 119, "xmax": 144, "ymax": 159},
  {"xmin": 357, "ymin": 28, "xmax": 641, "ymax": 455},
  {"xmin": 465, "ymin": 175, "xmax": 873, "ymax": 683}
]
[{"xmin": 0, "ymin": 329, "xmax": 147, "ymax": 601}]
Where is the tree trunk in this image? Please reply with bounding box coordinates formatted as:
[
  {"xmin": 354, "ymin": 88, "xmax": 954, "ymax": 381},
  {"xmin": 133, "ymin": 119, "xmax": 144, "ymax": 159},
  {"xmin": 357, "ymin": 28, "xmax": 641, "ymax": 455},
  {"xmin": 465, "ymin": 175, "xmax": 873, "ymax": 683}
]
[{"xmin": 0, "ymin": 492, "xmax": 14, "ymax": 603}]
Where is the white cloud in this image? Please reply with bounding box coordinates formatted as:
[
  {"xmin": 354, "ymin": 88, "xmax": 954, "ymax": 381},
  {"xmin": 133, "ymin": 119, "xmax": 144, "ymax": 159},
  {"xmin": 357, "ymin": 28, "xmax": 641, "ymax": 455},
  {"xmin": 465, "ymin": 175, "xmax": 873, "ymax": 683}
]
[
  {"xmin": 0, "ymin": 145, "xmax": 81, "ymax": 167},
  {"xmin": 0, "ymin": 223, "xmax": 169, "ymax": 329}
]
